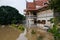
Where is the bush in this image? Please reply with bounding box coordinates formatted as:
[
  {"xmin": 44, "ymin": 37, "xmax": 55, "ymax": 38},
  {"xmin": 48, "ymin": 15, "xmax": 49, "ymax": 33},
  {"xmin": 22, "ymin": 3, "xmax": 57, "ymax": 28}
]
[
  {"xmin": 31, "ymin": 30, "xmax": 36, "ymax": 34},
  {"xmin": 11, "ymin": 24, "xmax": 25, "ymax": 31},
  {"xmin": 11, "ymin": 24, "xmax": 16, "ymax": 27},
  {"xmin": 18, "ymin": 25, "xmax": 25, "ymax": 31},
  {"xmin": 50, "ymin": 18, "xmax": 54, "ymax": 23},
  {"xmin": 48, "ymin": 25, "xmax": 60, "ymax": 40},
  {"xmin": 48, "ymin": 25, "xmax": 57, "ymax": 32},
  {"xmin": 11, "ymin": 24, "xmax": 18, "ymax": 28}
]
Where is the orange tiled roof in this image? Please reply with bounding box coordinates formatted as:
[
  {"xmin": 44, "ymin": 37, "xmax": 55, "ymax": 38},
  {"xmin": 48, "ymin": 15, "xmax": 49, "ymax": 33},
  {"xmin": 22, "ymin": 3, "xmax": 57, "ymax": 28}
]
[
  {"xmin": 27, "ymin": 2, "xmax": 36, "ymax": 10},
  {"xmin": 35, "ymin": 0, "xmax": 48, "ymax": 6},
  {"xmin": 25, "ymin": 0, "xmax": 48, "ymax": 11},
  {"xmin": 35, "ymin": 1, "xmax": 43, "ymax": 6}
]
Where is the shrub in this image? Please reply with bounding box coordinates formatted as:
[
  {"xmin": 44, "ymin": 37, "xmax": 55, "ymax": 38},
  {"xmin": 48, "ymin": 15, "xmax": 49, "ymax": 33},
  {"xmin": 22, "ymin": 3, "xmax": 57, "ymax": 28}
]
[
  {"xmin": 11, "ymin": 24, "xmax": 25, "ymax": 31},
  {"xmin": 31, "ymin": 30, "xmax": 36, "ymax": 34},
  {"xmin": 11, "ymin": 24, "xmax": 16, "ymax": 27},
  {"xmin": 50, "ymin": 18, "xmax": 54, "ymax": 23},
  {"xmin": 18, "ymin": 25, "xmax": 25, "ymax": 31},
  {"xmin": 48, "ymin": 25, "xmax": 60, "ymax": 40},
  {"xmin": 11, "ymin": 24, "xmax": 18, "ymax": 28},
  {"xmin": 48, "ymin": 25, "xmax": 56, "ymax": 32}
]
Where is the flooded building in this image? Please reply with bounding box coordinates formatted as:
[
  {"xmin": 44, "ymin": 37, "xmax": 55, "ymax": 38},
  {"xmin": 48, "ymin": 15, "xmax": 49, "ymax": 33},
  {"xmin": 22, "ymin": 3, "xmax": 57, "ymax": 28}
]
[{"xmin": 24, "ymin": 0, "xmax": 53, "ymax": 29}]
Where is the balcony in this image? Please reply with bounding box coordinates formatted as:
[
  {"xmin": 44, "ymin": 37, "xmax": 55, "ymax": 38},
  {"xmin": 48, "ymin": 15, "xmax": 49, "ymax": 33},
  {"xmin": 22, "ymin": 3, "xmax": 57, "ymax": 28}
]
[{"xmin": 26, "ymin": 15, "xmax": 37, "ymax": 19}]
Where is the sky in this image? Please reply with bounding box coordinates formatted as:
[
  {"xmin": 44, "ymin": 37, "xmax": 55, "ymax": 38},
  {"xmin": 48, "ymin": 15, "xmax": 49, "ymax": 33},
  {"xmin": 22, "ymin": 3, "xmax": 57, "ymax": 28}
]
[{"xmin": 0, "ymin": 0, "xmax": 33, "ymax": 15}]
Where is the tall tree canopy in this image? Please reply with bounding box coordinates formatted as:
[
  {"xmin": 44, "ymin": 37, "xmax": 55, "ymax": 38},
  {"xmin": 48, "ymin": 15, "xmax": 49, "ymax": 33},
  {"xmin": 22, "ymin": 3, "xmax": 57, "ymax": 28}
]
[
  {"xmin": 49, "ymin": 0, "xmax": 60, "ymax": 24},
  {"xmin": 49, "ymin": 0, "xmax": 60, "ymax": 12},
  {"xmin": 0, "ymin": 6, "xmax": 25, "ymax": 25},
  {"xmin": 49, "ymin": 0, "xmax": 60, "ymax": 40}
]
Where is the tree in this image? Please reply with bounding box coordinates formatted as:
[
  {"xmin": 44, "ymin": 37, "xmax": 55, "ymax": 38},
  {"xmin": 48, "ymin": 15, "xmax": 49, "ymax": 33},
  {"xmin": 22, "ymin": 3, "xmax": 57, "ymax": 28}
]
[
  {"xmin": 49, "ymin": 0, "xmax": 60, "ymax": 24},
  {"xmin": 0, "ymin": 6, "xmax": 25, "ymax": 25},
  {"xmin": 49, "ymin": 0, "xmax": 60, "ymax": 40}
]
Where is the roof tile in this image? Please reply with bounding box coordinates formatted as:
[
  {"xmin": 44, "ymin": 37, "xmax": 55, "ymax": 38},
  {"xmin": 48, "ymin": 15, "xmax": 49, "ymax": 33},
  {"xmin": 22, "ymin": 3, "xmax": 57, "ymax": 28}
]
[
  {"xmin": 26, "ymin": 0, "xmax": 48, "ymax": 11},
  {"xmin": 27, "ymin": 2, "xmax": 36, "ymax": 10}
]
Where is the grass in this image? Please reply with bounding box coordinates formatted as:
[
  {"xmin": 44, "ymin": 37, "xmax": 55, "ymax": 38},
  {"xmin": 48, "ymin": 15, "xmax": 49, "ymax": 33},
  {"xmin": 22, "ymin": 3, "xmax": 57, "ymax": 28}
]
[{"xmin": 0, "ymin": 25, "xmax": 21, "ymax": 40}]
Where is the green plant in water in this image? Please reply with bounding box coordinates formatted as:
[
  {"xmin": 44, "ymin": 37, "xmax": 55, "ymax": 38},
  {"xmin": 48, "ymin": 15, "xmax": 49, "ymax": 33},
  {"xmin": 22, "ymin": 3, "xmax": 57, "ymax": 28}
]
[
  {"xmin": 11, "ymin": 24, "xmax": 18, "ymax": 28},
  {"xmin": 18, "ymin": 25, "xmax": 25, "ymax": 31},
  {"xmin": 31, "ymin": 30, "xmax": 36, "ymax": 34},
  {"xmin": 11, "ymin": 24, "xmax": 25, "ymax": 31}
]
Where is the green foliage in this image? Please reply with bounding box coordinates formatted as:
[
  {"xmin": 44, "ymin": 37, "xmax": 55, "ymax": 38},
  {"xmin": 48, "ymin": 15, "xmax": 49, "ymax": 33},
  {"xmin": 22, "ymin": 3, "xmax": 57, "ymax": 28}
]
[
  {"xmin": 49, "ymin": 0, "xmax": 60, "ymax": 12},
  {"xmin": 31, "ymin": 30, "xmax": 36, "ymax": 34},
  {"xmin": 50, "ymin": 18, "xmax": 54, "ymax": 23},
  {"xmin": 11, "ymin": 24, "xmax": 16, "ymax": 27},
  {"xmin": 48, "ymin": 25, "xmax": 60, "ymax": 40},
  {"xmin": 18, "ymin": 25, "xmax": 25, "ymax": 31},
  {"xmin": 51, "ymin": 17, "xmax": 60, "ymax": 25},
  {"xmin": 11, "ymin": 24, "xmax": 25, "ymax": 31},
  {"xmin": 11, "ymin": 24, "xmax": 18, "ymax": 28},
  {"xmin": 49, "ymin": 0, "xmax": 60, "ymax": 40},
  {"xmin": 49, "ymin": 25, "xmax": 57, "ymax": 34},
  {"xmin": 0, "ymin": 6, "xmax": 25, "ymax": 25},
  {"xmin": 49, "ymin": 0, "xmax": 60, "ymax": 24}
]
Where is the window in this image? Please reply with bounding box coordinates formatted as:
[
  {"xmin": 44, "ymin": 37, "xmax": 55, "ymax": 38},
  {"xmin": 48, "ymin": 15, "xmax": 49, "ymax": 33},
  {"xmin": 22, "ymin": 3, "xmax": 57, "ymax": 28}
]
[
  {"xmin": 37, "ymin": 20, "xmax": 46, "ymax": 24},
  {"xmin": 42, "ymin": 20, "xmax": 46, "ymax": 24},
  {"xmin": 37, "ymin": 20, "xmax": 41, "ymax": 23},
  {"xmin": 34, "ymin": 19, "xmax": 37, "ymax": 24}
]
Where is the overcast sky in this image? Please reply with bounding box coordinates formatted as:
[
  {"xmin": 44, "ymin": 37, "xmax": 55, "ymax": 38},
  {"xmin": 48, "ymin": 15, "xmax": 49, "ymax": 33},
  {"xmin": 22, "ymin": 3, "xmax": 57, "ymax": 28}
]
[{"xmin": 0, "ymin": 0, "xmax": 33, "ymax": 15}]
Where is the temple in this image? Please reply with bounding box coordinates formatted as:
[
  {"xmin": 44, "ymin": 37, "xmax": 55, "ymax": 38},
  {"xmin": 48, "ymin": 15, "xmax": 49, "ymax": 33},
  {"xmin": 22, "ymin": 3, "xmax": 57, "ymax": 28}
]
[{"xmin": 24, "ymin": 0, "xmax": 53, "ymax": 29}]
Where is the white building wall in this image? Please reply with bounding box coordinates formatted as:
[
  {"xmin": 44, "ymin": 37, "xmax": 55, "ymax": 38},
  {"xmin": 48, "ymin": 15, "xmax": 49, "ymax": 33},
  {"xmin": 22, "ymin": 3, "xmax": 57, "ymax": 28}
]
[
  {"xmin": 26, "ymin": 15, "xmax": 34, "ymax": 27},
  {"xmin": 37, "ymin": 9, "xmax": 53, "ymax": 28},
  {"xmin": 26, "ymin": 9, "xmax": 54, "ymax": 29},
  {"xmin": 37, "ymin": 10, "xmax": 53, "ymax": 20}
]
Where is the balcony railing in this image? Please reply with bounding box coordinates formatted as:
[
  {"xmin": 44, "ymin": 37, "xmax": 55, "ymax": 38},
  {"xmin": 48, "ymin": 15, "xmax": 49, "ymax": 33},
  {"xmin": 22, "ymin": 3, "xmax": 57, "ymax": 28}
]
[
  {"xmin": 26, "ymin": 15, "xmax": 53, "ymax": 18},
  {"xmin": 26, "ymin": 15, "xmax": 37, "ymax": 18},
  {"xmin": 29, "ymin": 24, "xmax": 37, "ymax": 27}
]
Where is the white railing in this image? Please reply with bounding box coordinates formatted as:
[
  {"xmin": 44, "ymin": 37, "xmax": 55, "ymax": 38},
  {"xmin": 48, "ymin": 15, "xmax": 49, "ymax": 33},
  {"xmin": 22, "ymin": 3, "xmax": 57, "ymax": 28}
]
[{"xmin": 27, "ymin": 16, "xmax": 53, "ymax": 19}]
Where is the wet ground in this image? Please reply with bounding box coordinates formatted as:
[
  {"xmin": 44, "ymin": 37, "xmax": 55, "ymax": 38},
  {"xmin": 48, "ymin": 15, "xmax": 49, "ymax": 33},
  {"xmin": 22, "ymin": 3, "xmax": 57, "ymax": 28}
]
[
  {"xmin": 16, "ymin": 29, "xmax": 28, "ymax": 40},
  {"xmin": 0, "ymin": 26, "xmax": 20, "ymax": 40}
]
